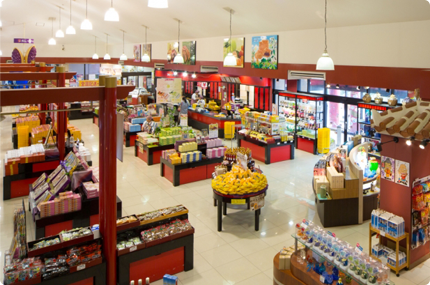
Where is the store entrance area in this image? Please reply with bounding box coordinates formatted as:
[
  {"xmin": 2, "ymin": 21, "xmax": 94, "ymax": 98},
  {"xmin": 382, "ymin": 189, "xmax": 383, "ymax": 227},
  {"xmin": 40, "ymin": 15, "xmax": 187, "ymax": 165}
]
[{"xmin": 1, "ymin": 116, "xmax": 415, "ymax": 284}]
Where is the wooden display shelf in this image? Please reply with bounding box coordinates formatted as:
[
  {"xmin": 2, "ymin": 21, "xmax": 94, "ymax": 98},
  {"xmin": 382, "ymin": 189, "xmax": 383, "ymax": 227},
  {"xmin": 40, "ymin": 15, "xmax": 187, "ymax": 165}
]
[
  {"xmin": 187, "ymin": 109, "xmax": 241, "ymax": 138},
  {"xmin": 369, "ymin": 224, "xmax": 410, "ymax": 276},
  {"xmin": 237, "ymin": 134, "xmax": 295, "ymax": 164},
  {"xmin": 138, "ymin": 209, "xmax": 189, "ymax": 226}
]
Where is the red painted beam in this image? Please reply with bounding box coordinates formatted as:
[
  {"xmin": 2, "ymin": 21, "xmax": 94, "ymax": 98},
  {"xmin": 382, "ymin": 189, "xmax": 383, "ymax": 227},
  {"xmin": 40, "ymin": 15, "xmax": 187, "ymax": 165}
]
[
  {"xmin": 0, "ymin": 86, "xmax": 134, "ymax": 106},
  {"xmin": 0, "ymin": 66, "xmax": 54, "ymax": 72},
  {"xmin": 0, "ymin": 72, "xmax": 75, "ymax": 81},
  {"xmin": 0, "ymin": 63, "xmax": 35, "ymax": 67}
]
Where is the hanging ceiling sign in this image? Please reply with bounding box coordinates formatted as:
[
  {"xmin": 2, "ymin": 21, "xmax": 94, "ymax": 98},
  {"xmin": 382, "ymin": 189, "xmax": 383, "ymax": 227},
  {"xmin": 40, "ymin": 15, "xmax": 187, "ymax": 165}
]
[{"xmin": 14, "ymin": 38, "xmax": 34, "ymax": 44}]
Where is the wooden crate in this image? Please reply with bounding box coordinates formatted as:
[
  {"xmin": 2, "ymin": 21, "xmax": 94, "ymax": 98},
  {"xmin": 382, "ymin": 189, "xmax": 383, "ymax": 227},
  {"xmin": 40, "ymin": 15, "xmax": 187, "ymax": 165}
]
[
  {"xmin": 327, "ymin": 166, "xmax": 344, "ymax": 189},
  {"xmin": 314, "ymin": 176, "xmax": 330, "ymax": 196},
  {"xmin": 329, "ymin": 184, "xmax": 359, "ymax": 199}
]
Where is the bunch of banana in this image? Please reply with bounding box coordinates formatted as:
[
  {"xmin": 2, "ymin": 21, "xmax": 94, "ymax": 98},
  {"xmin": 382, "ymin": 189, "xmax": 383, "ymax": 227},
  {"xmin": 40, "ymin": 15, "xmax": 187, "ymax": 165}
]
[{"xmin": 212, "ymin": 166, "xmax": 267, "ymax": 195}]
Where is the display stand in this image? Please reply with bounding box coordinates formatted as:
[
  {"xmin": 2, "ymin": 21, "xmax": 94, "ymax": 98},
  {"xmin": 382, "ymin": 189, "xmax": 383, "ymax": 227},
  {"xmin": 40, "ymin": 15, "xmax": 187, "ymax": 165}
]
[
  {"xmin": 369, "ymin": 224, "xmax": 410, "ymax": 276},
  {"xmin": 296, "ymin": 135, "xmax": 318, "ymax": 155},
  {"xmin": 124, "ymin": 130, "xmax": 140, "ymax": 147},
  {"xmin": 116, "ymin": 212, "xmax": 194, "ymax": 285},
  {"xmin": 187, "ymin": 109, "xmax": 241, "ymax": 138},
  {"xmin": 3, "ymin": 158, "xmax": 60, "ymax": 200},
  {"xmin": 213, "ymin": 188, "xmax": 267, "ymax": 232},
  {"xmin": 93, "ymin": 112, "xmax": 99, "ymax": 127},
  {"xmin": 160, "ymin": 157, "xmax": 223, "ymax": 186},
  {"xmin": 237, "ymin": 134, "xmax": 295, "ymax": 164},
  {"xmin": 30, "ymin": 187, "xmax": 122, "ymax": 240},
  {"xmin": 135, "ymin": 141, "xmax": 175, "ymax": 165},
  {"xmin": 68, "ymin": 103, "xmax": 94, "ymax": 120}
]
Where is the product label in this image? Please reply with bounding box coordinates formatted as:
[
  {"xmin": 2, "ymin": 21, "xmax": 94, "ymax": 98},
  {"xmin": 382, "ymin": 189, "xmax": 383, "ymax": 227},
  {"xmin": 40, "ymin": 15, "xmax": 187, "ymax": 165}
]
[
  {"xmin": 355, "ymin": 243, "xmax": 363, "ymax": 253},
  {"xmin": 320, "ymin": 275, "xmax": 325, "ymax": 283},
  {"xmin": 250, "ymin": 194, "xmax": 265, "ymax": 211},
  {"xmin": 380, "ymin": 231, "xmax": 386, "ymax": 237},
  {"xmin": 130, "ymin": 246, "xmax": 137, "ymax": 252},
  {"xmin": 231, "ymin": 199, "xmax": 246, "ymax": 205},
  {"xmin": 77, "ymin": 264, "xmax": 86, "ymax": 271}
]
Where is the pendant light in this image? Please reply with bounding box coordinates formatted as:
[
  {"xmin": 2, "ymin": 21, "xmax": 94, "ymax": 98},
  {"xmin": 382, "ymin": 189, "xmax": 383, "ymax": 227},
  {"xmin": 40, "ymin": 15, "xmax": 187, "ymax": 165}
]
[
  {"xmin": 316, "ymin": 0, "xmax": 334, "ymax": 70},
  {"xmin": 66, "ymin": 0, "xmax": 76, "ymax": 34},
  {"xmin": 104, "ymin": 34, "xmax": 111, "ymax": 60},
  {"xmin": 141, "ymin": 25, "xmax": 151, "ymax": 62},
  {"xmin": 223, "ymin": 8, "xmax": 236, "ymax": 67},
  {"xmin": 48, "ymin": 17, "xmax": 56, "ymax": 45},
  {"xmin": 104, "ymin": 0, "xmax": 119, "ymax": 22},
  {"xmin": 55, "ymin": 7, "xmax": 64, "ymax": 38},
  {"xmin": 120, "ymin": 30, "xmax": 128, "ymax": 60},
  {"xmin": 81, "ymin": 0, "xmax": 92, "ymax": 30},
  {"xmin": 92, "ymin": 36, "xmax": 99, "ymax": 59},
  {"xmin": 148, "ymin": 0, "xmax": 168, "ymax": 8},
  {"xmin": 173, "ymin": 19, "xmax": 184, "ymax": 64}
]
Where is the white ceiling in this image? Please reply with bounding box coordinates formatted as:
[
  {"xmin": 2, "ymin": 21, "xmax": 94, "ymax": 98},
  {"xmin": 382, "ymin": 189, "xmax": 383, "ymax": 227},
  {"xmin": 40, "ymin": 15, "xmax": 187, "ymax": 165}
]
[{"xmin": 1, "ymin": 0, "xmax": 430, "ymax": 46}]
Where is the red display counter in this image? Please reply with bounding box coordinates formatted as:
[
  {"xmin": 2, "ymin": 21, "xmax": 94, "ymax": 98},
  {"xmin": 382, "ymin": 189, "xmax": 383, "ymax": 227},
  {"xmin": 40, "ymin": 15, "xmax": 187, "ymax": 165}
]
[
  {"xmin": 160, "ymin": 157, "xmax": 223, "ymax": 186},
  {"xmin": 237, "ymin": 134, "xmax": 295, "ymax": 164},
  {"xmin": 187, "ymin": 109, "xmax": 241, "ymax": 138},
  {"xmin": 296, "ymin": 135, "xmax": 318, "ymax": 154},
  {"xmin": 134, "ymin": 141, "xmax": 175, "ymax": 165}
]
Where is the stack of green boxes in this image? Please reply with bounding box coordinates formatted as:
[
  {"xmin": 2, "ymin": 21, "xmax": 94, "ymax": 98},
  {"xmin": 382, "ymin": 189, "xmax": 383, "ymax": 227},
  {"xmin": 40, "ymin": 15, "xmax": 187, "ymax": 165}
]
[{"xmin": 159, "ymin": 127, "xmax": 182, "ymax": 146}]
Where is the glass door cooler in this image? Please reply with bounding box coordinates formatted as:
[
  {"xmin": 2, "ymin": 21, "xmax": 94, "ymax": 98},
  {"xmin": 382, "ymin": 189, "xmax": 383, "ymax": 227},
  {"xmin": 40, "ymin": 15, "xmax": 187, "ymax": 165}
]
[{"xmin": 296, "ymin": 94, "xmax": 324, "ymax": 154}]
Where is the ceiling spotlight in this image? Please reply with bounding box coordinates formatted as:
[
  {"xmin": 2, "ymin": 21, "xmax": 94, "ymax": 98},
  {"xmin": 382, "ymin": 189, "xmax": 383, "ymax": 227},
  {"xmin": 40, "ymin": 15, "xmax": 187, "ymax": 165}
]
[
  {"xmin": 192, "ymin": 73, "xmax": 196, "ymax": 78},
  {"xmin": 336, "ymin": 84, "xmax": 340, "ymax": 89},
  {"xmin": 148, "ymin": 0, "xmax": 168, "ymax": 8},
  {"xmin": 406, "ymin": 136, "xmax": 415, "ymax": 146},
  {"xmin": 326, "ymin": 84, "xmax": 331, "ymax": 88},
  {"xmin": 365, "ymin": 86, "xmax": 370, "ymax": 90},
  {"xmin": 357, "ymin": 86, "xmax": 361, "ymax": 90},
  {"xmin": 183, "ymin": 71, "xmax": 188, "ymax": 77},
  {"xmin": 420, "ymin": 140, "xmax": 428, "ymax": 150},
  {"xmin": 173, "ymin": 71, "xmax": 178, "ymax": 76}
]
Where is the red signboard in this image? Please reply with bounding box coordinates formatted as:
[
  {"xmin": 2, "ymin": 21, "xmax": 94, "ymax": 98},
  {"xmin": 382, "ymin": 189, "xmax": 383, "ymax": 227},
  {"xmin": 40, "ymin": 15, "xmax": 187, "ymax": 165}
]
[{"xmin": 358, "ymin": 103, "xmax": 388, "ymax": 111}]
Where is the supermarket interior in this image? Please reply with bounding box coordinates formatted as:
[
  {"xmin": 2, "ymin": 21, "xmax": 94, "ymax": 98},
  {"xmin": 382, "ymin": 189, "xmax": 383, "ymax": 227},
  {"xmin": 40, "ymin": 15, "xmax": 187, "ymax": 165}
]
[{"xmin": 1, "ymin": 1, "xmax": 430, "ymax": 285}]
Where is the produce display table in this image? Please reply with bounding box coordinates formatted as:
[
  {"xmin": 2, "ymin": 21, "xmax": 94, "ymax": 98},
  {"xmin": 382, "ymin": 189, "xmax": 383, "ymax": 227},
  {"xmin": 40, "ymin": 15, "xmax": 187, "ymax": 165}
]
[
  {"xmin": 135, "ymin": 141, "xmax": 175, "ymax": 165},
  {"xmin": 312, "ymin": 178, "xmax": 379, "ymax": 227},
  {"xmin": 160, "ymin": 157, "xmax": 223, "ymax": 186},
  {"xmin": 3, "ymin": 158, "xmax": 60, "ymax": 200},
  {"xmin": 124, "ymin": 130, "xmax": 140, "ymax": 147},
  {"xmin": 29, "ymin": 187, "xmax": 122, "ymax": 239},
  {"xmin": 213, "ymin": 188, "xmax": 267, "ymax": 232},
  {"xmin": 117, "ymin": 212, "xmax": 194, "ymax": 285},
  {"xmin": 237, "ymin": 134, "xmax": 295, "ymax": 164},
  {"xmin": 187, "ymin": 109, "xmax": 241, "ymax": 138}
]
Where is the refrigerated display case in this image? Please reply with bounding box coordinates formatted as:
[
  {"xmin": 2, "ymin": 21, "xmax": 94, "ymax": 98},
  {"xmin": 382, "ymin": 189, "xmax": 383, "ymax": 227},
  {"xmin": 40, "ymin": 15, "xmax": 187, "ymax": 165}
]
[{"xmin": 278, "ymin": 94, "xmax": 296, "ymax": 133}]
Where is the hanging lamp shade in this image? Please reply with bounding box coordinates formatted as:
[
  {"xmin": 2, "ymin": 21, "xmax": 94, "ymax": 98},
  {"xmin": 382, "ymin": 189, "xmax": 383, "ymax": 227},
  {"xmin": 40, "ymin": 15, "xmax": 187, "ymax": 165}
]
[
  {"xmin": 104, "ymin": 53, "xmax": 111, "ymax": 60},
  {"xmin": 81, "ymin": 19, "xmax": 92, "ymax": 30},
  {"xmin": 120, "ymin": 53, "xmax": 128, "ymax": 60},
  {"xmin": 141, "ymin": 53, "xmax": 150, "ymax": 62},
  {"xmin": 92, "ymin": 36, "xmax": 99, "ymax": 59},
  {"xmin": 48, "ymin": 38, "xmax": 57, "ymax": 45},
  {"xmin": 92, "ymin": 53, "xmax": 99, "ymax": 60},
  {"xmin": 55, "ymin": 29, "xmax": 64, "ymax": 38},
  {"xmin": 104, "ymin": 34, "xmax": 110, "ymax": 60},
  {"xmin": 0, "ymin": 50, "xmax": 2, "ymax": 56},
  {"xmin": 148, "ymin": 0, "xmax": 168, "ymax": 8},
  {"xmin": 104, "ymin": 7, "xmax": 119, "ymax": 22},
  {"xmin": 316, "ymin": 51, "xmax": 334, "ymax": 70},
  {"xmin": 223, "ymin": 53, "xmax": 237, "ymax": 66},
  {"xmin": 173, "ymin": 54, "xmax": 184, "ymax": 64},
  {"xmin": 66, "ymin": 25, "xmax": 76, "ymax": 35}
]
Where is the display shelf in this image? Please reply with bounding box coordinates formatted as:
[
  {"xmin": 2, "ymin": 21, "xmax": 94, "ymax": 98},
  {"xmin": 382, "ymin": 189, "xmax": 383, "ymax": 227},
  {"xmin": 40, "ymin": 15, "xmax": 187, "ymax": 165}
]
[
  {"xmin": 138, "ymin": 209, "xmax": 189, "ymax": 226},
  {"xmin": 369, "ymin": 224, "xmax": 409, "ymax": 276},
  {"xmin": 362, "ymin": 135, "xmax": 381, "ymax": 140},
  {"xmin": 68, "ymin": 103, "xmax": 95, "ymax": 120},
  {"xmin": 160, "ymin": 156, "xmax": 223, "ymax": 186},
  {"xmin": 124, "ymin": 129, "xmax": 141, "ymax": 147},
  {"xmin": 237, "ymin": 133, "xmax": 295, "ymax": 164},
  {"xmin": 135, "ymin": 141, "xmax": 175, "ymax": 165},
  {"xmin": 187, "ymin": 109, "xmax": 241, "ymax": 138},
  {"xmin": 368, "ymin": 152, "xmax": 381, "ymax": 158}
]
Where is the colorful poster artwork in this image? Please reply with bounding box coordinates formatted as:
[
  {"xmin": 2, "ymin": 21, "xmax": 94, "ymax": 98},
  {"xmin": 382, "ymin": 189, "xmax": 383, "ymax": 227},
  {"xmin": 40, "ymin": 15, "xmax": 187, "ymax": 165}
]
[
  {"xmin": 156, "ymin": 78, "xmax": 182, "ymax": 103},
  {"xmin": 181, "ymin": 41, "xmax": 196, "ymax": 65},
  {"xmin": 167, "ymin": 42, "xmax": 179, "ymax": 63},
  {"xmin": 395, "ymin": 160, "xmax": 410, "ymax": 187},
  {"xmin": 133, "ymin": 44, "xmax": 141, "ymax": 62},
  {"xmin": 251, "ymin": 35, "xmax": 278, "ymax": 70},
  {"xmin": 381, "ymin": 156, "xmax": 395, "ymax": 182}
]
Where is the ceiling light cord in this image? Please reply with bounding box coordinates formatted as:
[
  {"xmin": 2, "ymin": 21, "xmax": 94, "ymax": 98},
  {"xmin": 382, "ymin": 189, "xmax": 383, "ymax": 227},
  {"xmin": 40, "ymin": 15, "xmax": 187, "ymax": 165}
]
[
  {"xmin": 145, "ymin": 26, "xmax": 147, "ymax": 45},
  {"xmin": 111, "ymin": 0, "xmax": 113, "ymax": 7},
  {"xmin": 59, "ymin": 7, "xmax": 61, "ymax": 28},
  {"xmin": 229, "ymin": 9, "xmax": 232, "ymax": 53},
  {"xmin": 86, "ymin": 0, "xmax": 88, "ymax": 18},
  {"xmin": 123, "ymin": 31, "xmax": 125, "ymax": 53},
  {"xmin": 324, "ymin": 0, "xmax": 327, "ymax": 52},
  {"xmin": 106, "ymin": 34, "xmax": 108, "ymax": 53},
  {"xmin": 69, "ymin": 0, "xmax": 72, "ymax": 24},
  {"xmin": 178, "ymin": 20, "xmax": 180, "ymax": 50},
  {"xmin": 95, "ymin": 36, "xmax": 97, "ymax": 53},
  {"xmin": 51, "ymin": 18, "xmax": 54, "ymax": 37}
]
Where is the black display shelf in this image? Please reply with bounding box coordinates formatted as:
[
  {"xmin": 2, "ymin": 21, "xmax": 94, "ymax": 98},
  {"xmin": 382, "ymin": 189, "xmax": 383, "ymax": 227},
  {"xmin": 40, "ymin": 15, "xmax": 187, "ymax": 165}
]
[
  {"xmin": 237, "ymin": 133, "xmax": 295, "ymax": 164},
  {"xmin": 160, "ymin": 157, "xmax": 223, "ymax": 186},
  {"xmin": 68, "ymin": 103, "xmax": 95, "ymax": 120},
  {"xmin": 124, "ymin": 130, "xmax": 141, "ymax": 147},
  {"xmin": 134, "ymin": 141, "xmax": 175, "ymax": 165},
  {"xmin": 30, "ymin": 187, "xmax": 122, "ymax": 239}
]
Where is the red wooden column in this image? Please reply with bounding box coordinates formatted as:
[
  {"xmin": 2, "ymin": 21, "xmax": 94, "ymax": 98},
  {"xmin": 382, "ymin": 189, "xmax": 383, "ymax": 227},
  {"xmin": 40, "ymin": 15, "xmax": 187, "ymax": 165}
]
[
  {"xmin": 39, "ymin": 62, "xmax": 48, "ymax": 124},
  {"xmin": 100, "ymin": 77, "xmax": 118, "ymax": 285},
  {"xmin": 97, "ymin": 75, "xmax": 106, "ymax": 259},
  {"xmin": 56, "ymin": 66, "xmax": 67, "ymax": 160}
]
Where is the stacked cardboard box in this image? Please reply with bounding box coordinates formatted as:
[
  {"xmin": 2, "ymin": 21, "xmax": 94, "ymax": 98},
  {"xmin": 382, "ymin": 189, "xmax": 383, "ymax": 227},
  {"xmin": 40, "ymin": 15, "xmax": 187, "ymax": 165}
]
[
  {"xmin": 38, "ymin": 191, "xmax": 81, "ymax": 218},
  {"xmin": 83, "ymin": 182, "xmax": 99, "ymax": 198},
  {"xmin": 206, "ymin": 147, "xmax": 226, "ymax": 159},
  {"xmin": 31, "ymin": 125, "xmax": 50, "ymax": 144}
]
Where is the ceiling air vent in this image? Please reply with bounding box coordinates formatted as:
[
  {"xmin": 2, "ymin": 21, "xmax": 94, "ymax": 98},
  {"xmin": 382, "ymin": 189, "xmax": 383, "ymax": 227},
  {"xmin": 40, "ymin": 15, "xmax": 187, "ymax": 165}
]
[
  {"xmin": 154, "ymin": 63, "xmax": 165, "ymax": 69},
  {"xmin": 288, "ymin": 70, "xmax": 326, "ymax": 80},
  {"xmin": 200, "ymin": 65, "xmax": 218, "ymax": 73}
]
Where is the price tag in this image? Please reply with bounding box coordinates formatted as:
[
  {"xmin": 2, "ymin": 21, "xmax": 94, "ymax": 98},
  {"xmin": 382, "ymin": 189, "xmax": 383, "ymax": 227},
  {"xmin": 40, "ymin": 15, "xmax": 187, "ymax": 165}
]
[
  {"xmin": 130, "ymin": 246, "xmax": 137, "ymax": 252},
  {"xmin": 320, "ymin": 275, "xmax": 325, "ymax": 283},
  {"xmin": 231, "ymin": 199, "xmax": 246, "ymax": 205},
  {"xmin": 355, "ymin": 243, "xmax": 363, "ymax": 253},
  {"xmin": 250, "ymin": 194, "xmax": 265, "ymax": 211},
  {"xmin": 380, "ymin": 231, "xmax": 385, "ymax": 237},
  {"xmin": 77, "ymin": 264, "xmax": 86, "ymax": 271}
]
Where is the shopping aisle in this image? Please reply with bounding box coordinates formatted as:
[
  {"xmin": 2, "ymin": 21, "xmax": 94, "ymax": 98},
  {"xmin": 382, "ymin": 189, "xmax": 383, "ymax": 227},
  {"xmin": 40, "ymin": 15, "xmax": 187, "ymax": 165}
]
[{"xmin": 0, "ymin": 117, "xmax": 425, "ymax": 285}]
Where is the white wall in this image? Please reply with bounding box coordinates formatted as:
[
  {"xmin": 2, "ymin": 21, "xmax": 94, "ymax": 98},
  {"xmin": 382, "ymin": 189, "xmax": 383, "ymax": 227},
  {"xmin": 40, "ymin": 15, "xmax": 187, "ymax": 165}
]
[{"xmin": 2, "ymin": 20, "xmax": 430, "ymax": 69}]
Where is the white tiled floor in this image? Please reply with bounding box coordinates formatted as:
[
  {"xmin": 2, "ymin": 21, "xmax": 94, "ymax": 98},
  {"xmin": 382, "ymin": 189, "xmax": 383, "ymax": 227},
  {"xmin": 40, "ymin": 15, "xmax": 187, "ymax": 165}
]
[{"xmin": 0, "ymin": 115, "xmax": 424, "ymax": 285}]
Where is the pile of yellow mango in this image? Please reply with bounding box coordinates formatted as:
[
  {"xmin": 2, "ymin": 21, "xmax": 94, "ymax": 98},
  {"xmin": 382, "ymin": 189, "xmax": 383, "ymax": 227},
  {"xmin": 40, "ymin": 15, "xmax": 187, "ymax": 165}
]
[{"xmin": 212, "ymin": 165, "xmax": 267, "ymax": 195}]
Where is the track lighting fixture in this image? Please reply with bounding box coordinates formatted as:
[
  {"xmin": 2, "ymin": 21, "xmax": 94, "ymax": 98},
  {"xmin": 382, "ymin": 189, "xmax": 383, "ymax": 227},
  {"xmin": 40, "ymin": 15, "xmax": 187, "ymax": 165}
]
[
  {"xmin": 406, "ymin": 136, "xmax": 415, "ymax": 146},
  {"xmin": 376, "ymin": 137, "xmax": 399, "ymax": 152},
  {"xmin": 420, "ymin": 139, "xmax": 429, "ymax": 150}
]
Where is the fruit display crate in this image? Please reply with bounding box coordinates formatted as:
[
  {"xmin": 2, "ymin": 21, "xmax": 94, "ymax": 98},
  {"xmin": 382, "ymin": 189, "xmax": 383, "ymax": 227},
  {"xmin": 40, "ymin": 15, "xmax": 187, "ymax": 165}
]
[
  {"xmin": 237, "ymin": 133, "xmax": 295, "ymax": 164},
  {"xmin": 160, "ymin": 157, "xmax": 223, "ymax": 186}
]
